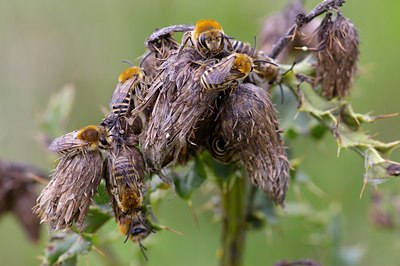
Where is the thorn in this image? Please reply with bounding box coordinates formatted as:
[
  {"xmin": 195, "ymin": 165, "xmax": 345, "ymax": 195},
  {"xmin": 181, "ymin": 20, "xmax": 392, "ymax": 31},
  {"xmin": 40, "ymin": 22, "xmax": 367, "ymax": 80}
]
[{"xmin": 359, "ymin": 179, "xmax": 367, "ymax": 199}]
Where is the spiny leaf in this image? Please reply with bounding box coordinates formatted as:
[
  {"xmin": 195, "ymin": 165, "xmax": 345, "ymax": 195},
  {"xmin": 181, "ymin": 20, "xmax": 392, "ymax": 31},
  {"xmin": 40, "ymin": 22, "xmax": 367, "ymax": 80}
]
[
  {"xmin": 363, "ymin": 148, "xmax": 400, "ymax": 186},
  {"xmin": 336, "ymin": 124, "xmax": 400, "ymax": 155},
  {"xmin": 42, "ymin": 231, "xmax": 92, "ymax": 266},
  {"xmin": 298, "ymin": 83, "xmax": 344, "ymax": 123},
  {"xmin": 341, "ymin": 104, "xmax": 398, "ymax": 129}
]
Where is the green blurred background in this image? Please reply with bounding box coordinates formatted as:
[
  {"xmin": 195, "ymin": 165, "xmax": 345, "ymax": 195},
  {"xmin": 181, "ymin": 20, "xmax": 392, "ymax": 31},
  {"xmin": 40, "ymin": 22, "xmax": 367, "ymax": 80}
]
[{"xmin": 1, "ymin": 0, "xmax": 400, "ymax": 265}]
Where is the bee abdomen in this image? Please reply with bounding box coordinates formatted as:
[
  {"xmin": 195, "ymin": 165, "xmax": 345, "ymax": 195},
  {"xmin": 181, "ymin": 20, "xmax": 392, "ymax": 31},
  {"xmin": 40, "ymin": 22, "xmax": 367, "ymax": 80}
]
[
  {"xmin": 112, "ymin": 97, "xmax": 131, "ymax": 117},
  {"xmin": 231, "ymin": 40, "xmax": 253, "ymax": 55},
  {"xmin": 200, "ymin": 70, "xmax": 226, "ymax": 92}
]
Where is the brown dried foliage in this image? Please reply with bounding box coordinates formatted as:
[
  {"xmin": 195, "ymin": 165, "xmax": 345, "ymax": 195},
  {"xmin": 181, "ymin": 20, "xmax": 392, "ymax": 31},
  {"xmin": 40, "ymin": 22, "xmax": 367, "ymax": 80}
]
[
  {"xmin": 0, "ymin": 158, "xmax": 46, "ymax": 242},
  {"xmin": 211, "ymin": 83, "xmax": 290, "ymax": 205},
  {"xmin": 34, "ymin": 151, "xmax": 103, "ymax": 230},
  {"xmin": 137, "ymin": 48, "xmax": 221, "ymax": 171},
  {"xmin": 315, "ymin": 13, "xmax": 359, "ymax": 99}
]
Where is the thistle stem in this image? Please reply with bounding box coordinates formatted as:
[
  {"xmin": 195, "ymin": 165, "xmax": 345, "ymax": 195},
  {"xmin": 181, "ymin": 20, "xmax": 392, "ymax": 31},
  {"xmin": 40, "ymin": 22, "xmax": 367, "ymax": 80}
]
[
  {"xmin": 219, "ymin": 176, "xmax": 248, "ymax": 266},
  {"xmin": 269, "ymin": 0, "xmax": 345, "ymax": 59}
]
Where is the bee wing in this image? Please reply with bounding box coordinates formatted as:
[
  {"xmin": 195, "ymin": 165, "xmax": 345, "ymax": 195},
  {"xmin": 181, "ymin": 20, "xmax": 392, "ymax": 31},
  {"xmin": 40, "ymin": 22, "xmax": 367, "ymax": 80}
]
[
  {"xmin": 204, "ymin": 55, "xmax": 236, "ymax": 85},
  {"xmin": 109, "ymin": 77, "xmax": 138, "ymax": 108},
  {"xmin": 48, "ymin": 131, "xmax": 88, "ymax": 154}
]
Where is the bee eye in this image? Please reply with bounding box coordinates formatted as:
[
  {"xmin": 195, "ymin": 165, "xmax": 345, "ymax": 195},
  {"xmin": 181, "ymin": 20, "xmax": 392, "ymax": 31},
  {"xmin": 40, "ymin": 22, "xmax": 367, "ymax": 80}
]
[{"xmin": 199, "ymin": 34, "xmax": 208, "ymax": 49}]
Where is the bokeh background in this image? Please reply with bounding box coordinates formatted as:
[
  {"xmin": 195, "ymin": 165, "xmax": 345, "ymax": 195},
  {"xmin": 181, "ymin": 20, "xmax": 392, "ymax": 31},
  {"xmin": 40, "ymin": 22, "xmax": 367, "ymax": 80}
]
[{"xmin": 1, "ymin": 0, "xmax": 400, "ymax": 265}]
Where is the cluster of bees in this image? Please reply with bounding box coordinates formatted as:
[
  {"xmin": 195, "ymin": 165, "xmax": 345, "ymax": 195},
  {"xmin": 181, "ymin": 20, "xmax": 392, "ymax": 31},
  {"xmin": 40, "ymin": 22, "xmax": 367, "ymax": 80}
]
[{"xmin": 35, "ymin": 19, "xmax": 290, "ymax": 250}]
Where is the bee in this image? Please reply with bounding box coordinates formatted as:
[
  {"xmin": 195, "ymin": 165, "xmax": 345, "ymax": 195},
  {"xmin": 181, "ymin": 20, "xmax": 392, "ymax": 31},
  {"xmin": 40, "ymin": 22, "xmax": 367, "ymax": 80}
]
[
  {"xmin": 107, "ymin": 148, "xmax": 145, "ymax": 215},
  {"xmin": 180, "ymin": 19, "xmax": 233, "ymax": 57},
  {"xmin": 115, "ymin": 210, "xmax": 152, "ymax": 260},
  {"xmin": 200, "ymin": 53, "xmax": 253, "ymax": 92},
  {"xmin": 111, "ymin": 61, "xmax": 146, "ymax": 118},
  {"xmin": 230, "ymin": 40, "xmax": 279, "ymax": 82},
  {"xmin": 48, "ymin": 125, "xmax": 111, "ymax": 156}
]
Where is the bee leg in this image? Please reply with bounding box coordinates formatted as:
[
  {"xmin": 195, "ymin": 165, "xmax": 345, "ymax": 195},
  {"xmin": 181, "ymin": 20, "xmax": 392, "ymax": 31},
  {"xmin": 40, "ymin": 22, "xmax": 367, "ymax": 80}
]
[
  {"xmin": 124, "ymin": 220, "xmax": 134, "ymax": 243},
  {"xmin": 138, "ymin": 240, "xmax": 149, "ymax": 261}
]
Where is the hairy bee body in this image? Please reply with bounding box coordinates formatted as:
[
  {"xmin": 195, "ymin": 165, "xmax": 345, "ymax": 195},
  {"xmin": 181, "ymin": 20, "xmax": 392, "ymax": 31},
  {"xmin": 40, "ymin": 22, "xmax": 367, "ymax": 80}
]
[
  {"xmin": 48, "ymin": 125, "xmax": 111, "ymax": 156},
  {"xmin": 112, "ymin": 155, "xmax": 143, "ymax": 213},
  {"xmin": 180, "ymin": 19, "xmax": 232, "ymax": 57},
  {"xmin": 231, "ymin": 40, "xmax": 253, "ymax": 55},
  {"xmin": 107, "ymin": 148, "xmax": 145, "ymax": 216},
  {"xmin": 110, "ymin": 66, "xmax": 145, "ymax": 118},
  {"xmin": 200, "ymin": 53, "xmax": 253, "ymax": 92}
]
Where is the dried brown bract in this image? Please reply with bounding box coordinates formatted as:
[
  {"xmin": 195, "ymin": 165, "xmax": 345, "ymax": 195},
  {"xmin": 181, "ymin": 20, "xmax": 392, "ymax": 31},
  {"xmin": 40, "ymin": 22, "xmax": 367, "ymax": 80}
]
[
  {"xmin": 210, "ymin": 83, "xmax": 290, "ymax": 205},
  {"xmin": 315, "ymin": 12, "xmax": 359, "ymax": 99},
  {"xmin": 0, "ymin": 159, "xmax": 46, "ymax": 242},
  {"xmin": 136, "ymin": 48, "xmax": 220, "ymax": 172},
  {"xmin": 34, "ymin": 151, "xmax": 103, "ymax": 230}
]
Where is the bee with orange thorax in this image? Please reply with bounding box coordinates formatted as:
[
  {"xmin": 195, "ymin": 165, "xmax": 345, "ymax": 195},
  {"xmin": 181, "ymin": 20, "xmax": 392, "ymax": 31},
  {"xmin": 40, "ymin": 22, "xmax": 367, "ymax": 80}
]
[
  {"xmin": 112, "ymin": 62, "xmax": 146, "ymax": 118},
  {"xmin": 200, "ymin": 53, "xmax": 253, "ymax": 92},
  {"xmin": 200, "ymin": 52, "xmax": 278, "ymax": 92},
  {"xmin": 180, "ymin": 19, "xmax": 233, "ymax": 57},
  {"xmin": 107, "ymin": 150, "xmax": 145, "ymax": 215},
  {"xmin": 48, "ymin": 125, "xmax": 111, "ymax": 156},
  {"xmin": 101, "ymin": 61, "xmax": 147, "ymax": 134}
]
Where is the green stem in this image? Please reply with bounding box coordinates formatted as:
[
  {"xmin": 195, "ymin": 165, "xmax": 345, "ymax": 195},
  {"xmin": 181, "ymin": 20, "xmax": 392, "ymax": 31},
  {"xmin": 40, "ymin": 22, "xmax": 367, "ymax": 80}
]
[{"xmin": 219, "ymin": 176, "xmax": 248, "ymax": 266}]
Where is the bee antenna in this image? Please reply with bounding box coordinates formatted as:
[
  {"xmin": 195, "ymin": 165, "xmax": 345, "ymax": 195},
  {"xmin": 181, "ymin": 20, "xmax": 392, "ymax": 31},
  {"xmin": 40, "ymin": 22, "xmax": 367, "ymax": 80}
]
[
  {"xmin": 137, "ymin": 214, "xmax": 156, "ymax": 233},
  {"xmin": 139, "ymin": 51, "xmax": 153, "ymax": 68},
  {"xmin": 253, "ymin": 59, "xmax": 278, "ymax": 67},
  {"xmin": 282, "ymin": 61, "xmax": 297, "ymax": 77},
  {"xmin": 121, "ymin": 59, "xmax": 135, "ymax": 67},
  {"xmin": 223, "ymin": 34, "xmax": 234, "ymax": 40}
]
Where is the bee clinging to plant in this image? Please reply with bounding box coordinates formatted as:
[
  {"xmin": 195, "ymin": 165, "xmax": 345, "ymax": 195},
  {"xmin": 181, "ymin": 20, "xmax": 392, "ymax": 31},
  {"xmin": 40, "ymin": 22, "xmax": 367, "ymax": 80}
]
[
  {"xmin": 107, "ymin": 152, "xmax": 144, "ymax": 215},
  {"xmin": 200, "ymin": 53, "xmax": 253, "ymax": 92},
  {"xmin": 111, "ymin": 61, "xmax": 146, "ymax": 118},
  {"xmin": 48, "ymin": 125, "xmax": 111, "ymax": 156},
  {"xmin": 180, "ymin": 19, "xmax": 233, "ymax": 57}
]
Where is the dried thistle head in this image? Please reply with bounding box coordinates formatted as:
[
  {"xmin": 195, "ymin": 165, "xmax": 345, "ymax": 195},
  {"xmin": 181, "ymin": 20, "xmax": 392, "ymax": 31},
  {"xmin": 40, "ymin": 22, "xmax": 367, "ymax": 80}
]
[
  {"xmin": 137, "ymin": 48, "xmax": 220, "ymax": 172},
  {"xmin": 210, "ymin": 83, "xmax": 290, "ymax": 206},
  {"xmin": 0, "ymin": 159, "xmax": 46, "ymax": 242},
  {"xmin": 315, "ymin": 13, "xmax": 359, "ymax": 99},
  {"xmin": 34, "ymin": 151, "xmax": 103, "ymax": 230}
]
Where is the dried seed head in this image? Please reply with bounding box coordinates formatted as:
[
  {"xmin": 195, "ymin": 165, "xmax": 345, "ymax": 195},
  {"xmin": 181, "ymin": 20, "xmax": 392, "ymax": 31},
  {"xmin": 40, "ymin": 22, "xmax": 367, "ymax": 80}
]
[
  {"xmin": 0, "ymin": 159, "xmax": 45, "ymax": 242},
  {"xmin": 34, "ymin": 151, "xmax": 103, "ymax": 230},
  {"xmin": 210, "ymin": 83, "xmax": 290, "ymax": 206},
  {"xmin": 137, "ymin": 48, "xmax": 220, "ymax": 171},
  {"xmin": 315, "ymin": 13, "xmax": 359, "ymax": 99}
]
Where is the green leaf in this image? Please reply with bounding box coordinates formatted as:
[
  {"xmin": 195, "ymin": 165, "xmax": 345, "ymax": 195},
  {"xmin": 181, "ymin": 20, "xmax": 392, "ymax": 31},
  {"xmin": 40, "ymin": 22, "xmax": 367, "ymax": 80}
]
[
  {"xmin": 363, "ymin": 148, "xmax": 400, "ymax": 186},
  {"xmin": 174, "ymin": 157, "xmax": 207, "ymax": 200},
  {"xmin": 341, "ymin": 103, "xmax": 398, "ymax": 129},
  {"xmin": 336, "ymin": 124, "xmax": 400, "ymax": 155},
  {"xmin": 84, "ymin": 204, "xmax": 113, "ymax": 234},
  {"xmin": 40, "ymin": 84, "xmax": 76, "ymax": 138},
  {"xmin": 42, "ymin": 231, "xmax": 92, "ymax": 266},
  {"xmin": 298, "ymin": 83, "xmax": 344, "ymax": 123}
]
